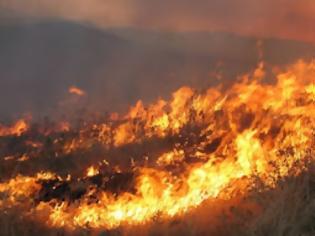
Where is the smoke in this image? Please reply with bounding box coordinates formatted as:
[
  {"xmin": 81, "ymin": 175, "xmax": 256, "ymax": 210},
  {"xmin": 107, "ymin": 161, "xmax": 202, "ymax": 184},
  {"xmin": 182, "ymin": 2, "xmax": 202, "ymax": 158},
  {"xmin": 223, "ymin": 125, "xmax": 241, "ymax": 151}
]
[
  {"xmin": 1, "ymin": 0, "xmax": 315, "ymax": 43},
  {"xmin": 0, "ymin": 0, "xmax": 314, "ymax": 120}
]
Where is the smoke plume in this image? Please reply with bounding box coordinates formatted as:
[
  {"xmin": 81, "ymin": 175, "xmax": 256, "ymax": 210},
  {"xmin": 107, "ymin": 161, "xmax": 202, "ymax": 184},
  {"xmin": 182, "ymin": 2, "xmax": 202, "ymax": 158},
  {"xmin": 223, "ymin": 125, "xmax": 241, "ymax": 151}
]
[{"xmin": 1, "ymin": 0, "xmax": 315, "ymax": 43}]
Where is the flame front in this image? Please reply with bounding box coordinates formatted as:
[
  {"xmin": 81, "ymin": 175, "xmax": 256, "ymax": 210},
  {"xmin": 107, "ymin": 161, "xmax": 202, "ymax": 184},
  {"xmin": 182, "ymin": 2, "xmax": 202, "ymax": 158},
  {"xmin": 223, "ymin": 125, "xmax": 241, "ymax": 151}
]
[{"xmin": 0, "ymin": 60, "xmax": 314, "ymax": 231}]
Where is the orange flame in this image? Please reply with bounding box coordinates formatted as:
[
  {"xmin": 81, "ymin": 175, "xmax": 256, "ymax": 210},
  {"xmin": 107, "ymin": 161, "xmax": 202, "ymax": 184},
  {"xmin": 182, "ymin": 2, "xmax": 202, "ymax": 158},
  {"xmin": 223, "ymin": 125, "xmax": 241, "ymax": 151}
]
[
  {"xmin": 86, "ymin": 166, "xmax": 100, "ymax": 177},
  {"xmin": 0, "ymin": 60, "xmax": 314, "ymax": 231},
  {"xmin": 68, "ymin": 86, "xmax": 86, "ymax": 96},
  {"xmin": 0, "ymin": 119, "xmax": 28, "ymax": 137}
]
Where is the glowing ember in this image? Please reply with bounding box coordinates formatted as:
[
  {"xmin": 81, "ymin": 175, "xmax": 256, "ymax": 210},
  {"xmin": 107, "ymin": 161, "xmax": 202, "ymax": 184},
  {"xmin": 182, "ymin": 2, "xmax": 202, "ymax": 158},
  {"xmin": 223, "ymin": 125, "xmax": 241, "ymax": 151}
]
[
  {"xmin": 0, "ymin": 60, "xmax": 314, "ymax": 231},
  {"xmin": 86, "ymin": 166, "xmax": 100, "ymax": 177},
  {"xmin": 68, "ymin": 86, "xmax": 86, "ymax": 96}
]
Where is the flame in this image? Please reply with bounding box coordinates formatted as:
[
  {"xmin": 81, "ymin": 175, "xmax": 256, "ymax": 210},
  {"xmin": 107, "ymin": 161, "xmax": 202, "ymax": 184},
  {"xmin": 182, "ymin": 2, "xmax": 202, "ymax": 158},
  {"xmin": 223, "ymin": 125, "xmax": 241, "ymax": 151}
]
[
  {"xmin": 68, "ymin": 86, "xmax": 86, "ymax": 96},
  {"xmin": 86, "ymin": 166, "xmax": 100, "ymax": 177},
  {"xmin": 0, "ymin": 119, "xmax": 28, "ymax": 137},
  {"xmin": 0, "ymin": 60, "xmax": 314, "ymax": 231}
]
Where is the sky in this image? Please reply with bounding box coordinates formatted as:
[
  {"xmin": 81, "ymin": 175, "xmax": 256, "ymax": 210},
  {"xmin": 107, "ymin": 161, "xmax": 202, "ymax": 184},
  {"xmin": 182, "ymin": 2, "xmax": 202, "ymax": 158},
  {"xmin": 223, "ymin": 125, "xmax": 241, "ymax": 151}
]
[{"xmin": 1, "ymin": 0, "xmax": 315, "ymax": 43}]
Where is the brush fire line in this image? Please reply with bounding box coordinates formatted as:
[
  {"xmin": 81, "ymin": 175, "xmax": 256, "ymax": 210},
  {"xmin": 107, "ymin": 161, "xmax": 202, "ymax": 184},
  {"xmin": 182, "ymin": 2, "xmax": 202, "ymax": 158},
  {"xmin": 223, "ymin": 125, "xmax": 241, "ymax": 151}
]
[{"xmin": 0, "ymin": 60, "xmax": 314, "ymax": 231}]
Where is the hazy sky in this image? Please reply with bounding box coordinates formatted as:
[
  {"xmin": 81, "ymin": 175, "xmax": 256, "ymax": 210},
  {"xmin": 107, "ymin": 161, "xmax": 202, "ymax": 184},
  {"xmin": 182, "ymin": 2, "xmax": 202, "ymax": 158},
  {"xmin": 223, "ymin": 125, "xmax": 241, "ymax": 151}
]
[{"xmin": 1, "ymin": 0, "xmax": 315, "ymax": 43}]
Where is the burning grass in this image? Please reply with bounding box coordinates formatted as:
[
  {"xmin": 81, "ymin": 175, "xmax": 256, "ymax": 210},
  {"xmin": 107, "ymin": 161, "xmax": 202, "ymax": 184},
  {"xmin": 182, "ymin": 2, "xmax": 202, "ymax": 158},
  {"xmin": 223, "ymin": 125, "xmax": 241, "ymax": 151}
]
[{"xmin": 0, "ymin": 60, "xmax": 314, "ymax": 235}]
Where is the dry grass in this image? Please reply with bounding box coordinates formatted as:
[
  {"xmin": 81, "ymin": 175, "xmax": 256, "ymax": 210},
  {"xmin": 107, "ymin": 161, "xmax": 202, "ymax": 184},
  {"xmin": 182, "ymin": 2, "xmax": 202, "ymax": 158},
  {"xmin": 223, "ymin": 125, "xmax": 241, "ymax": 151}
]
[{"xmin": 2, "ymin": 166, "xmax": 315, "ymax": 236}]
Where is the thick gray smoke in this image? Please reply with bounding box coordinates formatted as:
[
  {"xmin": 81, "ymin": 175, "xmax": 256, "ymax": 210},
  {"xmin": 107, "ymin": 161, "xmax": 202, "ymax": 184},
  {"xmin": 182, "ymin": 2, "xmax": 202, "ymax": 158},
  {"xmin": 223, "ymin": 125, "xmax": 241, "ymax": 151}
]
[
  {"xmin": 1, "ymin": 0, "xmax": 315, "ymax": 43},
  {"xmin": 0, "ymin": 1, "xmax": 314, "ymax": 120}
]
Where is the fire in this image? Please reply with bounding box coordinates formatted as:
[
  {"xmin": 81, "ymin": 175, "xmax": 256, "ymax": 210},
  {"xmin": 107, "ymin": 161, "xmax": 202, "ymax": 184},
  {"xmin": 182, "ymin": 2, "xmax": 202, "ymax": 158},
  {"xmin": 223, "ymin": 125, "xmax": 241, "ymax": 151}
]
[
  {"xmin": 306, "ymin": 83, "xmax": 315, "ymax": 101},
  {"xmin": 0, "ymin": 60, "xmax": 314, "ymax": 232},
  {"xmin": 0, "ymin": 119, "xmax": 28, "ymax": 137},
  {"xmin": 68, "ymin": 86, "xmax": 86, "ymax": 96},
  {"xmin": 86, "ymin": 165, "xmax": 100, "ymax": 177}
]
